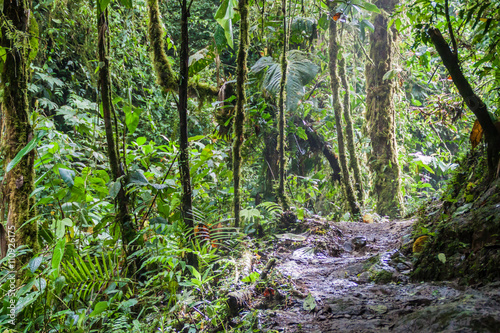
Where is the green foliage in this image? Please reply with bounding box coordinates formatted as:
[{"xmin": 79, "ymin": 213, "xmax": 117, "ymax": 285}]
[
  {"xmin": 1, "ymin": 0, "xmax": 497, "ymax": 331},
  {"xmin": 251, "ymin": 50, "xmax": 319, "ymax": 111}
]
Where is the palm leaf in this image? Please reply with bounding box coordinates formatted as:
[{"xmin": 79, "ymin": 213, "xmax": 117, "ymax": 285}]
[{"xmin": 250, "ymin": 50, "xmax": 319, "ymax": 111}]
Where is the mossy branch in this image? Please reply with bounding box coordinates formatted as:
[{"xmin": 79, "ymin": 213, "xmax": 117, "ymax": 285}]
[{"xmin": 147, "ymin": 0, "xmax": 218, "ymax": 101}]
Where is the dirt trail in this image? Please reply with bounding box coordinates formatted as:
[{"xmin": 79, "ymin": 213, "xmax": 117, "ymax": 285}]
[{"xmin": 259, "ymin": 219, "xmax": 500, "ymax": 332}]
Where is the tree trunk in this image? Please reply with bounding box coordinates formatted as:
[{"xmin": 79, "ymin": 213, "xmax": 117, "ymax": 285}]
[
  {"xmin": 277, "ymin": 0, "xmax": 290, "ymax": 210},
  {"xmin": 233, "ymin": 0, "xmax": 250, "ymax": 227},
  {"xmin": 427, "ymin": 27, "xmax": 500, "ymax": 176},
  {"xmin": 294, "ymin": 117, "xmax": 342, "ymax": 182},
  {"xmin": 0, "ymin": 0, "xmax": 38, "ymax": 268},
  {"xmin": 178, "ymin": 0, "xmax": 194, "ymax": 230},
  {"xmin": 365, "ymin": 0, "xmax": 403, "ymax": 218},
  {"xmin": 339, "ymin": 54, "xmax": 364, "ymax": 203},
  {"xmin": 263, "ymin": 130, "xmax": 278, "ymax": 199},
  {"xmin": 147, "ymin": 0, "xmax": 194, "ymax": 230},
  {"xmin": 329, "ymin": 18, "xmax": 360, "ymax": 216},
  {"xmin": 97, "ymin": 7, "xmax": 140, "ymax": 260}
]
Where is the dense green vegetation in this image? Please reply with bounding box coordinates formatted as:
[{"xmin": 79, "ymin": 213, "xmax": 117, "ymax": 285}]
[{"xmin": 0, "ymin": 0, "xmax": 499, "ymax": 331}]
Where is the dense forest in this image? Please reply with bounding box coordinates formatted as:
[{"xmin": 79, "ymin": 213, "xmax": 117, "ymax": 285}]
[{"xmin": 0, "ymin": 0, "xmax": 499, "ymax": 331}]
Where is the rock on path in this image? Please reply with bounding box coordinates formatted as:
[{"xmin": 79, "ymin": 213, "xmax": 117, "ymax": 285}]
[{"xmin": 262, "ymin": 219, "xmax": 500, "ymax": 332}]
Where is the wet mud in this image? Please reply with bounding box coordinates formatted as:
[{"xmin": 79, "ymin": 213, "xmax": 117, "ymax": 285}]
[{"xmin": 256, "ymin": 219, "xmax": 500, "ymax": 332}]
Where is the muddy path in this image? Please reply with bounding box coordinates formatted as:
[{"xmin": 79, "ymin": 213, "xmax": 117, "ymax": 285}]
[{"xmin": 252, "ymin": 219, "xmax": 500, "ymax": 332}]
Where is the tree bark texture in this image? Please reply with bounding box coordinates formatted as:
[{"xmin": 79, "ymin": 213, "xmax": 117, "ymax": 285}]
[
  {"xmin": 329, "ymin": 18, "xmax": 360, "ymax": 216},
  {"xmin": 147, "ymin": 0, "xmax": 196, "ymax": 229},
  {"xmin": 277, "ymin": 0, "xmax": 290, "ymax": 210},
  {"xmin": 365, "ymin": 0, "xmax": 403, "ymax": 218},
  {"xmin": 98, "ymin": 8, "xmax": 139, "ymax": 257},
  {"xmin": 339, "ymin": 55, "xmax": 364, "ymax": 203},
  {"xmin": 178, "ymin": 0, "xmax": 194, "ymax": 229},
  {"xmin": 0, "ymin": 0, "xmax": 38, "ymax": 267},
  {"xmin": 293, "ymin": 117, "xmax": 341, "ymax": 182},
  {"xmin": 427, "ymin": 27, "xmax": 500, "ymax": 176},
  {"xmin": 233, "ymin": 0, "xmax": 250, "ymax": 227}
]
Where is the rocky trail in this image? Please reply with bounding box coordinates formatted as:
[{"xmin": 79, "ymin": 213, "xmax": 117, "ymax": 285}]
[{"xmin": 245, "ymin": 218, "xmax": 500, "ymax": 332}]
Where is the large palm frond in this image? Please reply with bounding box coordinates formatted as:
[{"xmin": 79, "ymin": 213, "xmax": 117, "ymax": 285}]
[{"xmin": 250, "ymin": 50, "xmax": 319, "ymax": 111}]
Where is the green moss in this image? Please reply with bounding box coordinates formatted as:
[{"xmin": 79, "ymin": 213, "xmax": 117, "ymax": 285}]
[
  {"xmin": 364, "ymin": 2, "xmax": 402, "ymax": 218},
  {"xmin": 370, "ymin": 269, "xmax": 394, "ymax": 283},
  {"xmin": 147, "ymin": 0, "xmax": 178, "ymax": 91},
  {"xmin": 329, "ymin": 10, "xmax": 359, "ymax": 216},
  {"xmin": 232, "ymin": 0, "xmax": 250, "ymax": 226}
]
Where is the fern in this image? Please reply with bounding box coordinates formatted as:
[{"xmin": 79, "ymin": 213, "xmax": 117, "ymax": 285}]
[
  {"xmin": 61, "ymin": 251, "xmax": 129, "ymax": 303},
  {"xmin": 257, "ymin": 201, "xmax": 283, "ymax": 218}
]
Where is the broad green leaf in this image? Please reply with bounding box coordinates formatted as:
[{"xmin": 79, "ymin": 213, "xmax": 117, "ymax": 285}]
[
  {"xmin": 214, "ymin": 0, "xmax": 238, "ymax": 49},
  {"xmin": 303, "ymin": 293, "xmax": 316, "ymax": 311},
  {"xmin": 382, "ymin": 68, "xmax": 401, "ymax": 81},
  {"xmin": 118, "ymin": 0, "xmax": 132, "ymax": 8},
  {"xmin": 109, "ymin": 181, "xmax": 121, "ymax": 199},
  {"xmin": 241, "ymin": 271, "xmax": 260, "ymax": 283},
  {"xmin": 150, "ymin": 183, "xmax": 172, "ymax": 190},
  {"xmin": 136, "ymin": 137, "xmax": 147, "ymax": 146},
  {"xmin": 6, "ymin": 130, "xmax": 46, "ymax": 173},
  {"xmin": 59, "ymin": 168, "xmax": 76, "ymax": 187},
  {"xmin": 118, "ymin": 298, "xmax": 138, "ymax": 310},
  {"xmin": 29, "ymin": 256, "xmax": 43, "ymax": 273},
  {"xmin": 15, "ymin": 292, "xmax": 40, "ymax": 313},
  {"xmin": 53, "ymin": 218, "xmax": 74, "ymax": 239},
  {"xmin": 438, "ymin": 253, "xmax": 446, "ymax": 264},
  {"xmin": 214, "ymin": 25, "xmax": 227, "ymax": 51},
  {"xmin": 99, "ymin": 0, "xmax": 111, "ymax": 12},
  {"xmin": 51, "ymin": 238, "xmax": 66, "ymax": 280},
  {"xmin": 128, "ymin": 170, "xmax": 150, "ymax": 186},
  {"xmin": 361, "ymin": 1, "xmax": 381, "ymax": 13},
  {"xmin": 188, "ymin": 48, "xmax": 214, "ymax": 76},
  {"xmin": 189, "ymin": 135, "xmax": 206, "ymax": 142},
  {"xmin": 54, "ymin": 276, "xmax": 66, "ymax": 294},
  {"xmin": 90, "ymin": 301, "xmax": 109, "ymax": 317},
  {"xmin": 124, "ymin": 106, "xmax": 142, "ymax": 134},
  {"xmin": 361, "ymin": 19, "xmax": 374, "ymax": 32}
]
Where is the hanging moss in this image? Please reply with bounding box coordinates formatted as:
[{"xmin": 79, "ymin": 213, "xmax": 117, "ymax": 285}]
[
  {"xmin": 147, "ymin": 0, "xmax": 218, "ymax": 103},
  {"xmin": 147, "ymin": 0, "xmax": 178, "ymax": 91}
]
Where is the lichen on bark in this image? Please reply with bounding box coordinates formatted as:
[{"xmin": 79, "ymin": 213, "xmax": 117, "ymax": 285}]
[{"xmin": 365, "ymin": 0, "xmax": 403, "ymax": 218}]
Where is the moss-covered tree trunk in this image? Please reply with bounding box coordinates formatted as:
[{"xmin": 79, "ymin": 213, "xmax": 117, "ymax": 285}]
[
  {"xmin": 365, "ymin": 0, "xmax": 402, "ymax": 218},
  {"xmin": 233, "ymin": 0, "xmax": 250, "ymax": 227},
  {"xmin": 339, "ymin": 55, "xmax": 364, "ymax": 203},
  {"xmin": 178, "ymin": 0, "xmax": 194, "ymax": 230},
  {"xmin": 277, "ymin": 0, "xmax": 290, "ymax": 210},
  {"xmin": 0, "ymin": 0, "xmax": 38, "ymax": 268},
  {"xmin": 147, "ymin": 0, "xmax": 194, "ymax": 231},
  {"xmin": 97, "ymin": 7, "xmax": 140, "ymax": 260},
  {"xmin": 329, "ymin": 17, "xmax": 359, "ymax": 216},
  {"xmin": 263, "ymin": 130, "xmax": 278, "ymax": 199}
]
